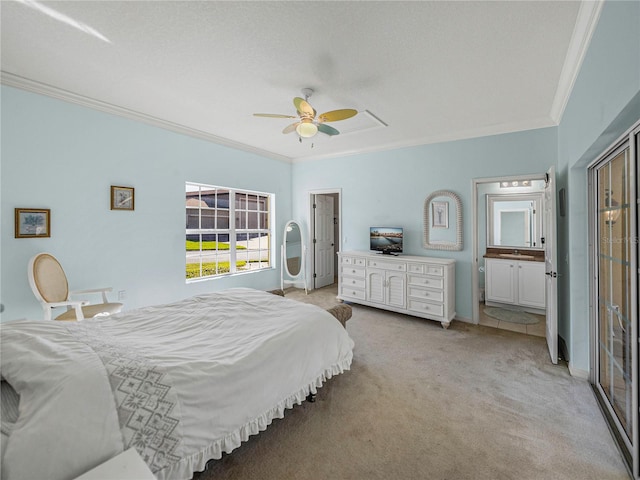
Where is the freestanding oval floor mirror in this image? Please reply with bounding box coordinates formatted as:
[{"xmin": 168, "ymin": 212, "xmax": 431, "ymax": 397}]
[{"xmin": 281, "ymin": 220, "xmax": 308, "ymax": 294}]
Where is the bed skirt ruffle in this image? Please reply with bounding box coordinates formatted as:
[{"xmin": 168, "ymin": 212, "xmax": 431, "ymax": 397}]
[{"xmin": 155, "ymin": 354, "xmax": 352, "ymax": 480}]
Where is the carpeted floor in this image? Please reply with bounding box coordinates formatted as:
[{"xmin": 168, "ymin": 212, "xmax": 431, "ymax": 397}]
[{"xmin": 192, "ymin": 285, "xmax": 628, "ymax": 480}]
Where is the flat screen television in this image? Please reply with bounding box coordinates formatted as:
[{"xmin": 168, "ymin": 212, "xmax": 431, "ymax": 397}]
[{"xmin": 370, "ymin": 227, "xmax": 403, "ymax": 255}]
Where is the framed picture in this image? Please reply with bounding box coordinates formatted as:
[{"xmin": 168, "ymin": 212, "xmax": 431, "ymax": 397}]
[
  {"xmin": 111, "ymin": 186, "xmax": 135, "ymax": 211},
  {"xmin": 15, "ymin": 208, "xmax": 51, "ymax": 238},
  {"xmin": 431, "ymin": 201, "xmax": 449, "ymax": 229}
]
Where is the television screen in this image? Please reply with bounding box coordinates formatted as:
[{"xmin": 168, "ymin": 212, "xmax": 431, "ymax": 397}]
[{"xmin": 370, "ymin": 227, "xmax": 403, "ymax": 254}]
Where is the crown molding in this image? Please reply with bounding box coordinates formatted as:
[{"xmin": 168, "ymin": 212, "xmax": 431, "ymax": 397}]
[
  {"xmin": 549, "ymin": 1, "xmax": 604, "ymax": 124},
  {"xmin": 292, "ymin": 115, "xmax": 556, "ymax": 163},
  {"xmin": 1, "ymin": 72, "xmax": 292, "ymax": 164}
]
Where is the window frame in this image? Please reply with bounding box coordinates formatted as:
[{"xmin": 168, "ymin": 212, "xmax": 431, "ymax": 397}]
[{"xmin": 186, "ymin": 182, "xmax": 275, "ymax": 282}]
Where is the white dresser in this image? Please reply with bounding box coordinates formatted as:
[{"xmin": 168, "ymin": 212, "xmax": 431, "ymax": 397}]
[{"xmin": 337, "ymin": 251, "xmax": 456, "ymax": 328}]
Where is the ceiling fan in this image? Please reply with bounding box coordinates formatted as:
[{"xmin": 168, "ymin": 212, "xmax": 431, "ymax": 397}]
[{"xmin": 253, "ymin": 88, "xmax": 357, "ymax": 139}]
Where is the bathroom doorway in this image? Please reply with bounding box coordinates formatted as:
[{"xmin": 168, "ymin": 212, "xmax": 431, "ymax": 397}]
[{"xmin": 471, "ymin": 171, "xmax": 558, "ymax": 363}]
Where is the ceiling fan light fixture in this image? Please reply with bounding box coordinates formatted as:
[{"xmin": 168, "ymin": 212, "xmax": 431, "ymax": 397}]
[
  {"xmin": 255, "ymin": 88, "xmax": 355, "ymax": 140},
  {"xmin": 296, "ymin": 121, "xmax": 318, "ymax": 138}
]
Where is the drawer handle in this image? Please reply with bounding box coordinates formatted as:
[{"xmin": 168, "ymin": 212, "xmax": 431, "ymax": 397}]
[
  {"xmin": 352, "ymin": 280, "xmax": 356, "ymax": 284},
  {"xmin": 352, "ymin": 269, "xmax": 356, "ymax": 273}
]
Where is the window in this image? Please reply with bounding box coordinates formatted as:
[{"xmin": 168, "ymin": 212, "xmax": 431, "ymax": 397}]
[{"xmin": 186, "ymin": 182, "xmax": 273, "ymax": 280}]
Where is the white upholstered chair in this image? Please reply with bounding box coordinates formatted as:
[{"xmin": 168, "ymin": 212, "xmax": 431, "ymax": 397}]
[{"xmin": 28, "ymin": 253, "xmax": 123, "ymax": 321}]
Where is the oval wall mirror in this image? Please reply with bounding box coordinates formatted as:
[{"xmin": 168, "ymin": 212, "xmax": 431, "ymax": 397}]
[
  {"xmin": 281, "ymin": 221, "xmax": 308, "ymax": 293},
  {"xmin": 423, "ymin": 190, "xmax": 463, "ymax": 251}
]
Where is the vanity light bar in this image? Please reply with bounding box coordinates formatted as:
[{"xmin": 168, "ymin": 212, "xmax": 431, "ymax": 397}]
[{"xmin": 500, "ymin": 180, "xmax": 531, "ymax": 188}]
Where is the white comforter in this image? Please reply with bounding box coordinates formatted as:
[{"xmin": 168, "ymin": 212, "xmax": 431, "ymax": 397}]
[{"xmin": 0, "ymin": 288, "xmax": 354, "ymax": 480}]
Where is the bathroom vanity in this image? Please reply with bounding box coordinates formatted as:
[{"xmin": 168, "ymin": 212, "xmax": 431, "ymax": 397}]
[{"xmin": 484, "ymin": 249, "xmax": 546, "ymax": 313}]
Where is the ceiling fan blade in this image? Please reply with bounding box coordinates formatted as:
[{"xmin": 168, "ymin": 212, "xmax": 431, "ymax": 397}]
[
  {"xmin": 294, "ymin": 97, "xmax": 316, "ymax": 117},
  {"xmin": 318, "ymin": 123, "xmax": 340, "ymax": 136},
  {"xmin": 253, "ymin": 113, "xmax": 297, "ymax": 119},
  {"xmin": 318, "ymin": 109, "xmax": 358, "ymax": 123},
  {"xmin": 282, "ymin": 122, "xmax": 300, "ymax": 134}
]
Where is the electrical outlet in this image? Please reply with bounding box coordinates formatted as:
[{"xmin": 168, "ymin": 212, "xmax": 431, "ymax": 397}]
[{"xmin": 118, "ymin": 290, "xmax": 126, "ymax": 300}]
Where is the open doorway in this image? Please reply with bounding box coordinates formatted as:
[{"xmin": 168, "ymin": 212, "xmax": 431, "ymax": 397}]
[
  {"xmin": 471, "ymin": 171, "xmax": 558, "ymax": 364},
  {"xmin": 308, "ymin": 190, "xmax": 341, "ymax": 290}
]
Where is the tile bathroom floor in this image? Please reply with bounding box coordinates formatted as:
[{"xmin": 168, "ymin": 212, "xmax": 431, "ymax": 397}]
[{"xmin": 478, "ymin": 302, "xmax": 546, "ymax": 337}]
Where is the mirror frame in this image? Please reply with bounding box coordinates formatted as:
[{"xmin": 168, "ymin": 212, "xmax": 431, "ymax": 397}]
[
  {"xmin": 283, "ymin": 220, "xmax": 303, "ymax": 277},
  {"xmin": 486, "ymin": 192, "xmax": 544, "ymax": 249},
  {"xmin": 423, "ymin": 190, "xmax": 463, "ymax": 251},
  {"xmin": 281, "ymin": 220, "xmax": 308, "ymax": 294}
]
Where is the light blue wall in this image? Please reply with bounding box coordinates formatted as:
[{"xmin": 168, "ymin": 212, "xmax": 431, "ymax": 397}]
[
  {"xmin": 557, "ymin": 0, "xmax": 640, "ymax": 374},
  {"xmin": 1, "ymin": 86, "xmax": 291, "ymax": 322},
  {"xmin": 292, "ymin": 127, "xmax": 557, "ymax": 321}
]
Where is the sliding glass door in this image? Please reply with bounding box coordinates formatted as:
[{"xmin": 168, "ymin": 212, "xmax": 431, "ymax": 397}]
[{"xmin": 591, "ymin": 124, "xmax": 638, "ymax": 477}]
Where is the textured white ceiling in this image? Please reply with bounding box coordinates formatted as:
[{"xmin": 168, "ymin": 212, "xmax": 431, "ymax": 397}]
[{"xmin": 1, "ymin": 1, "xmax": 599, "ymax": 162}]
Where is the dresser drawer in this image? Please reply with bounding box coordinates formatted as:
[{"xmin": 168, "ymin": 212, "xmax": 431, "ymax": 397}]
[
  {"xmin": 407, "ymin": 263, "xmax": 444, "ymax": 276},
  {"xmin": 425, "ymin": 265, "xmax": 444, "ymax": 276},
  {"xmin": 342, "ymin": 277, "xmax": 366, "ymax": 289},
  {"xmin": 367, "ymin": 259, "xmax": 407, "ymax": 271},
  {"xmin": 407, "ymin": 274, "xmax": 444, "ymax": 289},
  {"xmin": 407, "ymin": 263, "xmax": 425, "ymax": 274},
  {"xmin": 341, "ymin": 256, "xmax": 366, "ymax": 266},
  {"xmin": 408, "ymin": 286, "xmax": 444, "ymax": 303},
  {"xmin": 408, "ymin": 299, "xmax": 444, "ymax": 317},
  {"xmin": 340, "ymin": 265, "xmax": 365, "ymax": 278},
  {"xmin": 340, "ymin": 286, "xmax": 365, "ymax": 300}
]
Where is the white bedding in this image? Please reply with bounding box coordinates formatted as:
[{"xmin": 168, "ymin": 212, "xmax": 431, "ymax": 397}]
[{"xmin": 0, "ymin": 288, "xmax": 354, "ymax": 480}]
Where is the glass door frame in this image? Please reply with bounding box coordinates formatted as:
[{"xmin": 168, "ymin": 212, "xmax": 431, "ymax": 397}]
[{"xmin": 589, "ymin": 120, "xmax": 639, "ymax": 478}]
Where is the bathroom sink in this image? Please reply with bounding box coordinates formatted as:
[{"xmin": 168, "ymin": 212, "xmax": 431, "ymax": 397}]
[{"xmin": 498, "ymin": 253, "xmax": 535, "ymax": 260}]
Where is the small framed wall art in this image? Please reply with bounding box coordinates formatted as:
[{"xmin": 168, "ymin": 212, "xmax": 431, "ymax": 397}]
[
  {"xmin": 431, "ymin": 201, "xmax": 449, "ymax": 228},
  {"xmin": 15, "ymin": 208, "xmax": 51, "ymax": 238},
  {"xmin": 111, "ymin": 186, "xmax": 135, "ymax": 211}
]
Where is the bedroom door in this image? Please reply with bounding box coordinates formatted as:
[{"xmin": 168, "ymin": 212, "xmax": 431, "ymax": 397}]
[
  {"xmin": 313, "ymin": 194, "xmax": 335, "ymax": 289},
  {"xmin": 544, "ymin": 166, "xmax": 558, "ymax": 364}
]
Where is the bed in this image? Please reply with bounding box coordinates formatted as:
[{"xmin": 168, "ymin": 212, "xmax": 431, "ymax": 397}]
[{"xmin": 0, "ymin": 287, "xmax": 354, "ymax": 480}]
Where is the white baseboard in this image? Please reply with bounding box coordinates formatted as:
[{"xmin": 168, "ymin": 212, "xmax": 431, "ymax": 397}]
[{"xmin": 568, "ymin": 362, "xmax": 589, "ymax": 380}]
